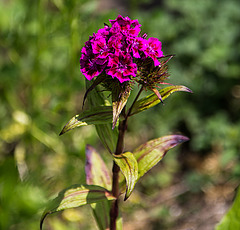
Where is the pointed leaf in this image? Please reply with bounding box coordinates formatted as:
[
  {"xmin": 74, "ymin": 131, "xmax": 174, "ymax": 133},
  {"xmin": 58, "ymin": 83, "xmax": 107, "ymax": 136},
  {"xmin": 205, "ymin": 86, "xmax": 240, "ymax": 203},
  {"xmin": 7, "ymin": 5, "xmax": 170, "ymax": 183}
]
[
  {"xmin": 96, "ymin": 124, "xmax": 118, "ymax": 154},
  {"xmin": 151, "ymin": 87, "xmax": 163, "ymax": 103},
  {"xmin": 85, "ymin": 145, "xmax": 112, "ymax": 191},
  {"xmin": 134, "ymin": 135, "xmax": 189, "ymax": 179},
  {"xmin": 59, "ymin": 106, "xmax": 113, "ymax": 135},
  {"xmin": 113, "ymin": 152, "xmax": 138, "ymax": 200},
  {"xmin": 40, "ymin": 184, "xmax": 115, "ymax": 230},
  {"xmin": 112, "ymin": 86, "xmax": 131, "ymax": 129},
  {"xmin": 130, "ymin": 85, "xmax": 192, "ymax": 116}
]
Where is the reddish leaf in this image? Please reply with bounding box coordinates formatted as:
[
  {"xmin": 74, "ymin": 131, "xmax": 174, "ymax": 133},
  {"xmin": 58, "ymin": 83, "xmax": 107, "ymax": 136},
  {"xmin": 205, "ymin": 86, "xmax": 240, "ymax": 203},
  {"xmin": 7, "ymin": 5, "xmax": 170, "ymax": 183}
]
[
  {"xmin": 134, "ymin": 135, "xmax": 189, "ymax": 178},
  {"xmin": 85, "ymin": 145, "xmax": 112, "ymax": 190}
]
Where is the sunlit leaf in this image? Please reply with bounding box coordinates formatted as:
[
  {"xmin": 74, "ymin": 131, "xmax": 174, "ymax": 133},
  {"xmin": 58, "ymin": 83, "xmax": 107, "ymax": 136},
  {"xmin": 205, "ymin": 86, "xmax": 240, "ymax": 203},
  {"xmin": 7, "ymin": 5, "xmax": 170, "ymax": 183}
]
[
  {"xmin": 215, "ymin": 187, "xmax": 240, "ymax": 230},
  {"xmin": 130, "ymin": 85, "xmax": 192, "ymax": 115},
  {"xmin": 85, "ymin": 145, "xmax": 112, "ymax": 191},
  {"xmin": 59, "ymin": 106, "xmax": 113, "ymax": 135},
  {"xmin": 112, "ymin": 86, "xmax": 130, "ymax": 129},
  {"xmin": 40, "ymin": 184, "xmax": 115, "ymax": 230},
  {"xmin": 113, "ymin": 152, "xmax": 138, "ymax": 200},
  {"xmin": 134, "ymin": 135, "xmax": 189, "ymax": 179}
]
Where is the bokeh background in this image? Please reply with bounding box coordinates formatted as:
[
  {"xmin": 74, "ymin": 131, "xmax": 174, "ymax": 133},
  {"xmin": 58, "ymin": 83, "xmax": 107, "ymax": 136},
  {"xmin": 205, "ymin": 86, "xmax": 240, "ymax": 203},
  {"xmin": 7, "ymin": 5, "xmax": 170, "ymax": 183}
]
[{"xmin": 1, "ymin": 0, "xmax": 240, "ymax": 229}]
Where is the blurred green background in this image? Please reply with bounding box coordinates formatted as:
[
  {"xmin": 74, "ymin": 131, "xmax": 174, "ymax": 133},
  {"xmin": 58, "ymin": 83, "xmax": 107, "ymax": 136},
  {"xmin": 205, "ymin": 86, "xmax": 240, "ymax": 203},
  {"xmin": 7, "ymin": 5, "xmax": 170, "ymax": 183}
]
[{"xmin": 1, "ymin": 0, "xmax": 240, "ymax": 229}]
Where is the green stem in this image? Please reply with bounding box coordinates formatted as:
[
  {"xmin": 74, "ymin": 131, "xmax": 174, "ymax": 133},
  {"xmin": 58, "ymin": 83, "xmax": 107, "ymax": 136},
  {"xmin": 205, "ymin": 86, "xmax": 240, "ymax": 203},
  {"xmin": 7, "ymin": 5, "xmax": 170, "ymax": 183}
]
[{"xmin": 110, "ymin": 86, "xmax": 143, "ymax": 230}]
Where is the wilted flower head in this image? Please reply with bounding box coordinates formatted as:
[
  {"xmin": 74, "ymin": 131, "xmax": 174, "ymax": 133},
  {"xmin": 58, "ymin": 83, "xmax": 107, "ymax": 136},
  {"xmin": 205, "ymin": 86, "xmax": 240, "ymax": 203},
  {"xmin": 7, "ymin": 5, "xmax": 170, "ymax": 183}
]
[{"xmin": 80, "ymin": 15, "xmax": 166, "ymax": 85}]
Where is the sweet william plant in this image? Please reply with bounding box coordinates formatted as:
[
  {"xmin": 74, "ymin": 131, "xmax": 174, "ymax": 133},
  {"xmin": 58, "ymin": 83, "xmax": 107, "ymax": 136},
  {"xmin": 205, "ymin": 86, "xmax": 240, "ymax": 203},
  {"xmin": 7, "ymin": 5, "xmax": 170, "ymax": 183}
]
[{"xmin": 40, "ymin": 15, "xmax": 192, "ymax": 230}]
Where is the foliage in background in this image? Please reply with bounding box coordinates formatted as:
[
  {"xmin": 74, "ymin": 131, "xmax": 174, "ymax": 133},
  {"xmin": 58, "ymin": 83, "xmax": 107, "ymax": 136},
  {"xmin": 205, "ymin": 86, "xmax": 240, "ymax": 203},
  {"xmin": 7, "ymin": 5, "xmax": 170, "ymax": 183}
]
[
  {"xmin": 215, "ymin": 188, "xmax": 240, "ymax": 230},
  {"xmin": 0, "ymin": 0, "xmax": 115, "ymax": 229},
  {"xmin": 133, "ymin": 0, "xmax": 240, "ymax": 159},
  {"xmin": 1, "ymin": 0, "xmax": 240, "ymax": 229}
]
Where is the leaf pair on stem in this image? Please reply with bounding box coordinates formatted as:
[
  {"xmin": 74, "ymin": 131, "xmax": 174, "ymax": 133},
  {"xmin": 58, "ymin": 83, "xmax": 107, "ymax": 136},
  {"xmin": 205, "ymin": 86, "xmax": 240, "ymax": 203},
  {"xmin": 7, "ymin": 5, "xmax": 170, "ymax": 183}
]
[{"xmin": 40, "ymin": 78, "xmax": 191, "ymax": 229}]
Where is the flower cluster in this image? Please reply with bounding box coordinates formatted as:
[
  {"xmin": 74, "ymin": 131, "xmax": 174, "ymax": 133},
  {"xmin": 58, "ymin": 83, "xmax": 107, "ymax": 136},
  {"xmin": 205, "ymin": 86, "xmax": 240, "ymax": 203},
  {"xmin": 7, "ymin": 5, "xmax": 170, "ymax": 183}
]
[{"xmin": 80, "ymin": 15, "xmax": 164, "ymax": 83}]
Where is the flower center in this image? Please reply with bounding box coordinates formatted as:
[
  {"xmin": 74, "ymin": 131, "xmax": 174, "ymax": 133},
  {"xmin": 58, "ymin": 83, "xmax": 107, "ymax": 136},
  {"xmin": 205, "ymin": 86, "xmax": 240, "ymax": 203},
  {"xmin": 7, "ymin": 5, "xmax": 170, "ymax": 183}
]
[{"xmin": 118, "ymin": 62, "xmax": 127, "ymax": 73}]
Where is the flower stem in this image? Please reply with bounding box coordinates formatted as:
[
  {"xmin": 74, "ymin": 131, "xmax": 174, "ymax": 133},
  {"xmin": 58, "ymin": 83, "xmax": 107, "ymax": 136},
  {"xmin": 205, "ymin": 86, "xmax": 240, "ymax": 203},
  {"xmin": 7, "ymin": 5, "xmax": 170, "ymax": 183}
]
[
  {"xmin": 110, "ymin": 86, "xmax": 143, "ymax": 230},
  {"xmin": 110, "ymin": 162, "xmax": 119, "ymax": 230},
  {"xmin": 110, "ymin": 119, "xmax": 126, "ymax": 230}
]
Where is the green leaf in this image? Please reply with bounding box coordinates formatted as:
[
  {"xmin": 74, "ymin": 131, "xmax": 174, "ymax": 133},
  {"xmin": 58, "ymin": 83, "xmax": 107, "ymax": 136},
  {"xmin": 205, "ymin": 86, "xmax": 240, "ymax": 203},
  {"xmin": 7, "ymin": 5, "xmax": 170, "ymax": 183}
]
[
  {"xmin": 130, "ymin": 85, "xmax": 192, "ymax": 116},
  {"xmin": 59, "ymin": 106, "xmax": 113, "ymax": 135},
  {"xmin": 85, "ymin": 79, "xmax": 119, "ymax": 153},
  {"xmin": 113, "ymin": 152, "xmax": 138, "ymax": 200},
  {"xmin": 134, "ymin": 135, "xmax": 189, "ymax": 179},
  {"xmin": 40, "ymin": 184, "xmax": 115, "ymax": 230},
  {"xmin": 90, "ymin": 199, "xmax": 123, "ymax": 230},
  {"xmin": 85, "ymin": 145, "xmax": 112, "ymax": 191},
  {"xmin": 85, "ymin": 78, "xmax": 110, "ymax": 107},
  {"xmin": 215, "ymin": 187, "xmax": 240, "ymax": 230},
  {"xmin": 112, "ymin": 86, "xmax": 130, "ymax": 129},
  {"xmin": 95, "ymin": 124, "xmax": 118, "ymax": 154},
  {"xmin": 83, "ymin": 75, "xmax": 106, "ymax": 107},
  {"xmin": 116, "ymin": 210, "xmax": 123, "ymax": 230},
  {"xmin": 91, "ymin": 201, "xmax": 111, "ymax": 230},
  {"xmin": 93, "ymin": 202, "xmax": 122, "ymax": 230}
]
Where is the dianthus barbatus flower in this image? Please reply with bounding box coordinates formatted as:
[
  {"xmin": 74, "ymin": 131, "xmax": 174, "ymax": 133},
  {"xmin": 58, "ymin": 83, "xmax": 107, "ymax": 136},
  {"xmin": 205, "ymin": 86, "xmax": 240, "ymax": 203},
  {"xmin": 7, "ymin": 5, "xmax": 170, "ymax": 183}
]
[
  {"xmin": 92, "ymin": 37, "xmax": 109, "ymax": 58},
  {"xmin": 79, "ymin": 15, "xmax": 165, "ymax": 85},
  {"xmin": 80, "ymin": 54, "xmax": 106, "ymax": 80},
  {"xmin": 109, "ymin": 15, "xmax": 141, "ymax": 36},
  {"xmin": 79, "ymin": 15, "xmax": 177, "ymax": 131},
  {"xmin": 106, "ymin": 53, "xmax": 137, "ymax": 83},
  {"xmin": 144, "ymin": 37, "xmax": 164, "ymax": 66}
]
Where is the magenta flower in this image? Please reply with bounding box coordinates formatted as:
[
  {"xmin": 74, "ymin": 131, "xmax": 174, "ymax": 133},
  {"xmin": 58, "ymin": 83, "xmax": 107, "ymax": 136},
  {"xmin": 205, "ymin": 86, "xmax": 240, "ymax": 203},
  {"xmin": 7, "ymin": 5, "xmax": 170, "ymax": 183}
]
[
  {"xmin": 79, "ymin": 15, "xmax": 164, "ymax": 84},
  {"xmin": 106, "ymin": 53, "xmax": 137, "ymax": 83},
  {"xmin": 95, "ymin": 25, "xmax": 110, "ymax": 37},
  {"xmin": 110, "ymin": 15, "xmax": 141, "ymax": 28},
  {"xmin": 92, "ymin": 37, "xmax": 109, "ymax": 58},
  {"xmin": 110, "ymin": 15, "xmax": 141, "ymax": 37},
  {"xmin": 127, "ymin": 25, "xmax": 141, "ymax": 37},
  {"xmin": 80, "ymin": 54, "xmax": 106, "ymax": 80},
  {"xmin": 109, "ymin": 15, "xmax": 132, "ymax": 31},
  {"xmin": 128, "ymin": 37, "xmax": 146, "ymax": 58},
  {"xmin": 108, "ymin": 33, "xmax": 125, "ymax": 54},
  {"xmin": 143, "ymin": 37, "xmax": 164, "ymax": 66},
  {"xmin": 81, "ymin": 39, "xmax": 93, "ymax": 56}
]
